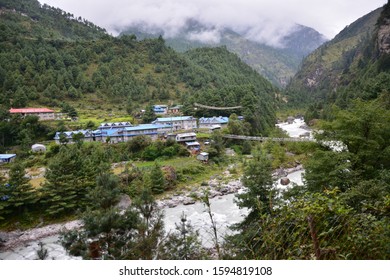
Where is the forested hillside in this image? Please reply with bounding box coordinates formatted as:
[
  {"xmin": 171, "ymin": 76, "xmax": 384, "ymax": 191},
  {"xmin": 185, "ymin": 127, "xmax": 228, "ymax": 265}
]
[
  {"xmin": 0, "ymin": 0, "xmax": 106, "ymax": 40},
  {"xmin": 0, "ymin": 0, "xmax": 277, "ymax": 149},
  {"xmin": 285, "ymin": 4, "xmax": 390, "ymax": 116},
  {"xmin": 122, "ymin": 20, "xmax": 326, "ymax": 88}
]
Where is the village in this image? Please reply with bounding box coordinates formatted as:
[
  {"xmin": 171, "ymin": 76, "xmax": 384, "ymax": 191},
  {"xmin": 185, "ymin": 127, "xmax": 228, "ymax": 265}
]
[{"xmin": 1, "ymin": 105, "xmax": 232, "ymax": 164}]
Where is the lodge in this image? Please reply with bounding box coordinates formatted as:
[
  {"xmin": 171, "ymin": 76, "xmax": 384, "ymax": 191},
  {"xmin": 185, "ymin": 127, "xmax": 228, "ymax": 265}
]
[
  {"xmin": 198, "ymin": 116, "xmax": 229, "ymax": 129},
  {"xmin": 153, "ymin": 116, "xmax": 197, "ymax": 131},
  {"xmin": 9, "ymin": 108, "xmax": 55, "ymax": 120}
]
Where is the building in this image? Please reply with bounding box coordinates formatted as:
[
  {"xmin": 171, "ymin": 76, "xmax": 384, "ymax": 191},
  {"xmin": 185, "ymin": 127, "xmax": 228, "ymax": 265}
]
[
  {"xmin": 153, "ymin": 116, "xmax": 197, "ymax": 131},
  {"xmin": 54, "ymin": 130, "xmax": 99, "ymax": 144},
  {"xmin": 54, "ymin": 124, "xmax": 172, "ymax": 144},
  {"xmin": 185, "ymin": 141, "xmax": 200, "ymax": 152},
  {"xmin": 197, "ymin": 152, "xmax": 209, "ymax": 162},
  {"xmin": 176, "ymin": 132, "xmax": 197, "ymax": 143},
  {"xmin": 198, "ymin": 116, "xmax": 229, "ymax": 129},
  {"xmin": 153, "ymin": 105, "xmax": 168, "ymax": 115},
  {"xmin": 98, "ymin": 122, "xmax": 133, "ymax": 131},
  {"xmin": 0, "ymin": 154, "xmax": 16, "ymax": 164},
  {"xmin": 9, "ymin": 108, "xmax": 55, "ymax": 120},
  {"xmin": 167, "ymin": 105, "xmax": 182, "ymax": 115},
  {"xmin": 101, "ymin": 124, "xmax": 172, "ymax": 143}
]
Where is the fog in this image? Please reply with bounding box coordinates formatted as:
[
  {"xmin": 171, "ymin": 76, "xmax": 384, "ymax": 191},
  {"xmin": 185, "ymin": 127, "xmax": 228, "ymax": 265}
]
[{"xmin": 38, "ymin": 0, "xmax": 387, "ymax": 46}]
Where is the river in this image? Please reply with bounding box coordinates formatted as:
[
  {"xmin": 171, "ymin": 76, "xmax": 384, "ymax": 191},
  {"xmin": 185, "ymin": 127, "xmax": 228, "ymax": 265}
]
[{"xmin": 0, "ymin": 118, "xmax": 308, "ymax": 260}]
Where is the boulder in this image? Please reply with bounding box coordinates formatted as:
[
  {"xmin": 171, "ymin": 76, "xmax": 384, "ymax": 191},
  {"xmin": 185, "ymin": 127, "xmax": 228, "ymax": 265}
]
[
  {"xmin": 116, "ymin": 194, "xmax": 131, "ymax": 210},
  {"xmin": 183, "ymin": 197, "xmax": 196, "ymax": 205},
  {"xmin": 280, "ymin": 177, "xmax": 290, "ymax": 185}
]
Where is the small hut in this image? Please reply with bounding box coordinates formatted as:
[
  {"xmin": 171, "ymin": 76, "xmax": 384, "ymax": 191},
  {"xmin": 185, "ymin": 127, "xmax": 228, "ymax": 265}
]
[{"xmin": 197, "ymin": 152, "xmax": 209, "ymax": 162}]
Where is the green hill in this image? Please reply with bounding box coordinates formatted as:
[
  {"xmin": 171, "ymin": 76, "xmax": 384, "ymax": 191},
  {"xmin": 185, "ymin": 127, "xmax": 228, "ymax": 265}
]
[
  {"xmin": 122, "ymin": 21, "xmax": 326, "ymax": 88},
  {"xmin": 0, "ymin": 0, "xmax": 106, "ymax": 41},
  {"xmin": 0, "ymin": 0, "xmax": 277, "ymax": 148}
]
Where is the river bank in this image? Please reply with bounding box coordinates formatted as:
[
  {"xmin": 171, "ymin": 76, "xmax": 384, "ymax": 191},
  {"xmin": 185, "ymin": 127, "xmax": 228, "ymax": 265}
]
[
  {"xmin": 0, "ymin": 164, "xmax": 304, "ymax": 258},
  {"xmin": 0, "ymin": 118, "xmax": 309, "ymax": 259}
]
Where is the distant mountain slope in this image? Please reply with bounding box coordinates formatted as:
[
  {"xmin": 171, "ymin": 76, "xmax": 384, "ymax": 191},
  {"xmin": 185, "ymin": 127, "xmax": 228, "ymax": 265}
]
[
  {"xmin": 0, "ymin": 0, "xmax": 277, "ymax": 136},
  {"xmin": 121, "ymin": 20, "xmax": 327, "ymax": 88},
  {"xmin": 285, "ymin": 6, "xmax": 386, "ymax": 106},
  {"xmin": 0, "ymin": 0, "xmax": 106, "ymax": 41}
]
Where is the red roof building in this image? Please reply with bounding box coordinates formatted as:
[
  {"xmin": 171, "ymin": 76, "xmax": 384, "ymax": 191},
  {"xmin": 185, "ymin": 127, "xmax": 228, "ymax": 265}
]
[{"xmin": 9, "ymin": 108, "xmax": 55, "ymax": 120}]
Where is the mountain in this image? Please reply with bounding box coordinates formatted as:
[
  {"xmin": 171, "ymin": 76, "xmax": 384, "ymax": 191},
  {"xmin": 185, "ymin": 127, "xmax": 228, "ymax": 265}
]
[
  {"xmin": 285, "ymin": 4, "xmax": 389, "ymax": 109},
  {"xmin": 0, "ymin": 0, "xmax": 277, "ymax": 147},
  {"xmin": 121, "ymin": 20, "xmax": 327, "ymax": 88},
  {"xmin": 0, "ymin": 0, "xmax": 107, "ymax": 41}
]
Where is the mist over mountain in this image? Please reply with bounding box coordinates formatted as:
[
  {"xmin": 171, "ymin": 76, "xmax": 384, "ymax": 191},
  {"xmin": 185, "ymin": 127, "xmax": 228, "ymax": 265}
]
[{"xmin": 121, "ymin": 19, "xmax": 327, "ymax": 87}]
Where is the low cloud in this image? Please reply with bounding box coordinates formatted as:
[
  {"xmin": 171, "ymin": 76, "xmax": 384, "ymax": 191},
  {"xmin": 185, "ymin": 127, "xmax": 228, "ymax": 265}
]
[
  {"xmin": 39, "ymin": 0, "xmax": 387, "ymax": 46},
  {"xmin": 186, "ymin": 29, "xmax": 221, "ymax": 44}
]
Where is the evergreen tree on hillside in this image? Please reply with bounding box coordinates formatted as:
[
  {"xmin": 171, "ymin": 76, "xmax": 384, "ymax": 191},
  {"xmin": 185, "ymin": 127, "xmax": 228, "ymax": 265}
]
[
  {"xmin": 236, "ymin": 149, "xmax": 275, "ymax": 221},
  {"xmin": 41, "ymin": 145, "xmax": 98, "ymax": 217},
  {"xmin": 148, "ymin": 161, "xmax": 166, "ymax": 194},
  {"xmin": 7, "ymin": 161, "xmax": 37, "ymax": 216}
]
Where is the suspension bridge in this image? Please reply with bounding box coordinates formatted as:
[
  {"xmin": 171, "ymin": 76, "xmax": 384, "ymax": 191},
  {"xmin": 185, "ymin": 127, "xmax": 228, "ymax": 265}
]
[
  {"xmin": 194, "ymin": 103, "xmax": 242, "ymax": 110},
  {"xmin": 223, "ymin": 134, "xmax": 315, "ymax": 142}
]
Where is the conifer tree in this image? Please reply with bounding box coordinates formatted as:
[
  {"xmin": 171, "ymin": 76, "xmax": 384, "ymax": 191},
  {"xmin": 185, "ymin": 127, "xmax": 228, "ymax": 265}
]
[
  {"xmin": 148, "ymin": 161, "xmax": 166, "ymax": 194},
  {"xmin": 236, "ymin": 149, "xmax": 275, "ymax": 226},
  {"xmin": 7, "ymin": 161, "xmax": 37, "ymax": 215},
  {"xmin": 41, "ymin": 145, "xmax": 96, "ymax": 217},
  {"xmin": 160, "ymin": 213, "xmax": 206, "ymax": 259}
]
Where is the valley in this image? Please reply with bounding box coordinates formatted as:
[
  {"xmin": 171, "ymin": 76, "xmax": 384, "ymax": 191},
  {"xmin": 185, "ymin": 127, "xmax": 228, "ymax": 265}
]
[{"xmin": 0, "ymin": 0, "xmax": 389, "ymax": 261}]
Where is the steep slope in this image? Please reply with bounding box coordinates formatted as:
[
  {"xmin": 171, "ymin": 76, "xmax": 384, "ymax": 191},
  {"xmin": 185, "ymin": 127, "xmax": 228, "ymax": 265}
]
[
  {"xmin": 0, "ymin": 0, "xmax": 106, "ymax": 41},
  {"xmin": 121, "ymin": 20, "xmax": 327, "ymax": 88},
  {"xmin": 285, "ymin": 6, "xmax": 385, "ymax": 106},
  {"xmin": 0, "ymin": 0, "xmax": 277, "ymax": 140}
]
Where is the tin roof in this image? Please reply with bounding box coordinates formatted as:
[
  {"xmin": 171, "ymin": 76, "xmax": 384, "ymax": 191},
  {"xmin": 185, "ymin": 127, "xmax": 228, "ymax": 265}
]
[
  {"xmin": 9, "ymin": 108, "xmax": 54, "ymax": 113},
  {"xmin": 0, "ymin": 154, "xmax": 16, "ymax": 159}
]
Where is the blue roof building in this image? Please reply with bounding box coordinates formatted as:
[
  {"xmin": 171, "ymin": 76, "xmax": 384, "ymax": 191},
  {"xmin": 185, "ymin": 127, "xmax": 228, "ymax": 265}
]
[
  {"xmin": 198, "ymin": 116, "xmax": 229, "ymax": 128},
  {"xmin": 54, "ymin": 130, "xmax": 100, "ymax": 144},
  {"xmin": 100, "ymin": 123, "xmax": 172, "ymax": 143},
  {"xmin": 153, "ymin": 116, "xmax": 197, "ymax": 131},
  {"xmin": 153, "ymin": 105, "xmax": 168, "ymax": 115},
  {"xmin": 0, "ymin": 154, "xmax": 16, "ymax": 163},
  {"xmin": 98, "ymin": 122, "xmax": 132, "ymax": 130},
  {"xmin": 54, "ymin": 124, "xmax": 173, "ymax": 144}
]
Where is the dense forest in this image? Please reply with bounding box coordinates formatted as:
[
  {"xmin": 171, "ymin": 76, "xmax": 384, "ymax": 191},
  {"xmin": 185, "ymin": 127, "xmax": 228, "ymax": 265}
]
[
  {"xmin": 0, "ymin": 0, "xmax": 277, "ymax": 150},
  {"xmin": 122, "ymin": 21, "xmax": 327, "ymax": 88}
]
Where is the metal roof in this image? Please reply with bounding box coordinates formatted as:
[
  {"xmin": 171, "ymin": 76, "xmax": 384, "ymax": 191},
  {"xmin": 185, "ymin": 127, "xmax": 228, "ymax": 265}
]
[
  {"xmin": 0, "ymin": 154, "xmax": 16, "ymax": 159},
  {"xmin": 199, "ymin": 116, "xmax": 229, "ymax": 124},
  {"xmin": 9, "ymin": 108, "xmax": 54, "ymax": 113},
  {"xmin": 155, "ymin": 116, "xmax": 195, "ymax": 122}
]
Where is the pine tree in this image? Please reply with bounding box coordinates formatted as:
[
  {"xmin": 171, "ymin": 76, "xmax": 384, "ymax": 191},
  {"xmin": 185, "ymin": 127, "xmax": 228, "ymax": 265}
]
[
  {"xmin": 7, "ymin": 161, "xmax": 37, "ymax": 216},
  {"xmin": 160, "ymin": 213, "xmax": 206, "ymax": 259},
  {"xmin": 142, "ymin": 104, "xmax": 156, "ymax": 123},
  {"xmin": 236, "ymin": 149, "xmax": 275, "ymax": 225},
  {"xmin": 41, "ymin": 146, "xmax": 96, "ymax": 217},
  {"xmin": 87, "ymin": 172, "xmax": 121, "ymax": 210},
  {"xmin": 148, "ymin": 161, "xmax": 166, "ymax": 194}
]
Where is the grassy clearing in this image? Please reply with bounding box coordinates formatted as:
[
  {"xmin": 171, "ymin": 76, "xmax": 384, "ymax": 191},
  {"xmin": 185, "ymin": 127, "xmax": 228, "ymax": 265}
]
[
  {"xmin": 112, "ymin": 156, "xmax": 235, "ymax": 193},
  {"xmin": 30, "ymin": 177, "xmax": 45, "ymax": 189}
]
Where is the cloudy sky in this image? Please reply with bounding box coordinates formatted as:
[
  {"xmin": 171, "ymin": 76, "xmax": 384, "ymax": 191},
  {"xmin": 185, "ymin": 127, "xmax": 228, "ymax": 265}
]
[{"xmin": 38, "ymin": 0, "xmax": 387, "ymax": 45}]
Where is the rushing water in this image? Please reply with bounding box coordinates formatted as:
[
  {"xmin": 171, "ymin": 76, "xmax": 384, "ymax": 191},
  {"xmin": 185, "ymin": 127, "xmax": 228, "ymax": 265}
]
[
  {"xmin": 0, "ymin": 235, "xmax": 80, "ymax": 260},
  {"xmin": 276, "ymin": 118, "xmax": 312, "ymax": 138},
  {"xmin": 0, "ymin": 118, "xmax": 309, "ymax": 259}
]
